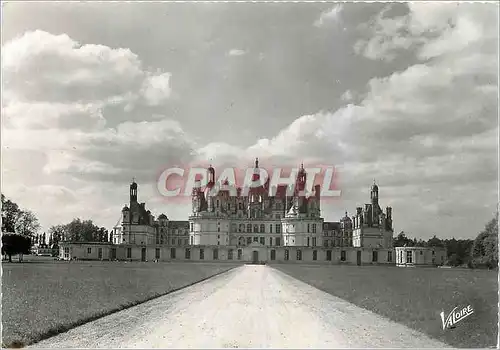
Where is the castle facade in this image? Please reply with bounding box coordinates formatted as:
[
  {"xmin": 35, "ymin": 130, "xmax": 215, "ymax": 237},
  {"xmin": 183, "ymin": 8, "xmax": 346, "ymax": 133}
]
[
  {"xmin": 59, "ymin": 159, "xmax": 412, "ymax": 265},
  {"xmin": 189, "ymin": 160, "xmax": 394, "ymax": 251}
]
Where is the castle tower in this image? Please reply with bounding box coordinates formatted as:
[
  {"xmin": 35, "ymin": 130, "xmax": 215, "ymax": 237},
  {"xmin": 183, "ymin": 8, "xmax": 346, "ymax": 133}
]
[
  {"xmin": 296, "ymin": 163, "xmax": 307, "ymax": 195},
  {"xmin": 205, "ymin": 165, "xmax": 216, "ymax": 212},
  {"xmin": 370, "ymin": 180, "xmax": 379, "ymax": 206},
  {"xmin": 370, "ymin": 180, "xmax": 380, "ymax": 224},
  {"xmin": 192, "ymin": 175, "xmax": 203, "ymax": 213},
  {"xmin": 130, "ymin": 179, "xmax": 138, "ymax": 203},
  {"xmin": 250, "ymin": 158, "xmax": 263, "ymax": 203},
  {"xmin": 207, "ymin": 165, "xmax": 215, "ymax": 188}
]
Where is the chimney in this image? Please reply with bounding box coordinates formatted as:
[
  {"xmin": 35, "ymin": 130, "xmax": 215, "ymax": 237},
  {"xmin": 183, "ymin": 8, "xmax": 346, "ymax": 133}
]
[
  {"xmin": 315, "ymin": 184, "xmax": 321, "ymax": 200},
  {"xmin": 386, "ymin": 206, "xmax": 392, "ymax": 219}
]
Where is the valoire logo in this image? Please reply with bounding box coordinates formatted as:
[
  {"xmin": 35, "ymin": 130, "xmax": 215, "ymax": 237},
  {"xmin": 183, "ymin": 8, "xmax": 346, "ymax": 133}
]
[{"xmin": 440, "ymin": 305, "xmax": 474, "ymax": 330}]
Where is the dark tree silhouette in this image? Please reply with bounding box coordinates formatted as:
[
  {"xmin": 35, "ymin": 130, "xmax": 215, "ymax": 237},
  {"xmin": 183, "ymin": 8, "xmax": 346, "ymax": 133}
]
[{"xmin": 2, "ymin": 234, "xmax": 31, "ymax": 262}]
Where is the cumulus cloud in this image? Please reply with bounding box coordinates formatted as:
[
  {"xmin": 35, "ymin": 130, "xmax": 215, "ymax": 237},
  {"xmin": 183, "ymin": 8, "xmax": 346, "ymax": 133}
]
[
  {"xmin": 340, "ymin": 90, "xmax": 354, "ymax": 102},
  {"xmin": 354, "ymin": 3, "xmax": 498, "ymax": 62},
  {"xmin": 314, "ymin": 4, "xmax": 344, "ymax": 27},
  {"xmin": 1, "ymin": 30, "xmax": 173, "ymax": 129},
  {"xmin": 1, "ymin": 30, "xmax": 185, "ymax": 228},
  {"xmin": 141, "ymin": 73, "xmax": 172, "ymax": 106},
  {"xmin": 227, "ymin": 49, "xmax": 246, "ymax": 57}
]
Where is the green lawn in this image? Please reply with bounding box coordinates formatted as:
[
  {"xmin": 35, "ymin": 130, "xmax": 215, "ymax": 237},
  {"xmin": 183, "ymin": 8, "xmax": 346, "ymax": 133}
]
[
  {"xmin": 1, "ymin": 258, "xmax": 241, "ymax": 348},
  {"xmin": 272, "ymin": 264, "xmax": 498, "ymax": 348}
]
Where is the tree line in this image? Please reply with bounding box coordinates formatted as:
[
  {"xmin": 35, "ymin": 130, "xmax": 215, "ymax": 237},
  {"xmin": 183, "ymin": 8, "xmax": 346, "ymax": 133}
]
[
  {"xmin": 393, "ymin": 212, "xmax": 498, "ymax": 269},
  {"xmin": 47, "ymin": 219, "xmax": 111, "ymax": 243},
  {"xmin": 2, "ymin": 194, "xmax": 111, "ymax": 262}
]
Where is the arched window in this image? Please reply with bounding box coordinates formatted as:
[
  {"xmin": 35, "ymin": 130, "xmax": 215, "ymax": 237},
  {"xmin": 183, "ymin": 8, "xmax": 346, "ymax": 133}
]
[
  {"xmin": 260, "ymin": 224, "xmax": 265, "ymax": 233},
  {"xmin": 238, "ymin": 237, "xmax": 245, "ymax": 246},
  {"xmin": 247, "ymin": 224, "xmax": 252, "ymax": 233},
  {"xmin": 253, "ymin": 224, "xmax": 259, "ymax": 233}
]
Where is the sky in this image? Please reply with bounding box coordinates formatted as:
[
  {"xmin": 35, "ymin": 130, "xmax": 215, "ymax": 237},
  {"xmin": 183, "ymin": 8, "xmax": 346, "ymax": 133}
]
[{"xmin": 1, "ymin": 1, "xmax": 498, "ymax": 240}]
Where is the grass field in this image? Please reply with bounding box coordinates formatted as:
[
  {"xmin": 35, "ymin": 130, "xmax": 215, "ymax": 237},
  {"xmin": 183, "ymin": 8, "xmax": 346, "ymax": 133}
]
[
  {"xmin": 1, "ymin": 257, "xmax": 241, "ymax": 348},
  {"xmin": 273, "ymin": 264, "xmax": 498, "ymax": 348}
]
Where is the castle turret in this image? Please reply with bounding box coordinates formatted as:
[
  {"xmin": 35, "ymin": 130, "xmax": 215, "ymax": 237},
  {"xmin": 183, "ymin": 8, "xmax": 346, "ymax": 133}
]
[
  {"xmin": 207, "ymin": 165, "xmax": 215, "ymax": 189},
  {"xmin": 130, "ymin": 180, "xmax": 138, "ymax": 203},
  {"xmin": 371, "ymin": 180, "xmax": 379, "ymax": 203},
  {"xmin": 122, "ymin": 204, "xmax": 130, "ymax": 224},
  {"xmin": 296, "ymin": 163, "xmax": 306, "ymax": 195},
  {"xmin": 385, "ymin": 206, "xmax": 393, "ymax": 231}
]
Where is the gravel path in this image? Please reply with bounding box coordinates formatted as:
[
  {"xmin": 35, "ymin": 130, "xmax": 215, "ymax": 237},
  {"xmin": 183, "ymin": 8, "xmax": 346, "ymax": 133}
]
[{"xmin": 31, "ymin": 265, "xmax": 450, "ymax": 348}]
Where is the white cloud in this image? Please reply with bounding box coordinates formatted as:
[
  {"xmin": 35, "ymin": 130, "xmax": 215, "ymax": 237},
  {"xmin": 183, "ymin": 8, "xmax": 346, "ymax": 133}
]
[
  {"xmin": 1, "ymin": 30, "xmax": 174, "ymax": 130},
  {"xmin": 314, "ymin": 4, "xmax": 343, "ymax": 27},
  {"xmin": 354, "ymin": 3, "xmax": 498, "ymax": 62},
  {"xmin": 227, "ymin": 49, "xmax": 246, "ymax": 57},
  {"xmin": 140, "ymin": 72, "xmax": 172, "ymax": 106},
  {"xmin": 340, "ymin": 90, "xmax": 354, "ymax": 102}
]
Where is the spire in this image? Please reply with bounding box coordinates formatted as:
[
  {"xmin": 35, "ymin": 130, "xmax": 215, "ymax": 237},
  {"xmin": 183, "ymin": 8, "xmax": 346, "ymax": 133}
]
[{"xmin": 255, "ymin": 157, "xmax": 259, "ymax": 168}]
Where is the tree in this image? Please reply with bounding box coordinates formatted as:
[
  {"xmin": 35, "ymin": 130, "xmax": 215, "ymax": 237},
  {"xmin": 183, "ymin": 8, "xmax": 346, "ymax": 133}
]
[
  {"xmin": 48, "ymin": 224, "xmax": 66, "ymax": 245},
  {"xmin": 64, "ymin": 218, "xmax": 101, "ymax": 242},
  {"xmin": 15, "ymin": 210, "xmax": 40, "ymax": 237},
  {"xmin": 446, "ymin": 253, "xmax": 461, "ymax": 267},
  {"xmin": 2, "ymin": 233, "xmax": 31, "ymax": 262},
  {"xmin": 96, "ymin": 227, "xmax": 107, "ymax": 242},
  {"xmin": 393, "ymin": 231, "xmax": 413, "ymax": 247},
  {"xmin": 1, "ymin": 194, "xmax": 21, "ymax": 233},
  {"xmin": 427, "ymin": 235, "xmax": 444, "ymax": 248},
  {"xmin": 471, "ymin": 213, "xmax": 498, "ymax": 269},
  {"xmin": 442, "ymin": 238, "xmax": 474, "ymax": 266}
]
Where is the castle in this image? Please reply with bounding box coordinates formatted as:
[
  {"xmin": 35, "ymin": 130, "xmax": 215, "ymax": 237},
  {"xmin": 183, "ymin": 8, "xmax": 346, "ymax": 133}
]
[
  {"xmin": 188, "ymin": 159, "xmax": 393, "ymax": 250},
  {"xmin": 60, "ymin": 159, "xmax": 409, "ymax": 265}
]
